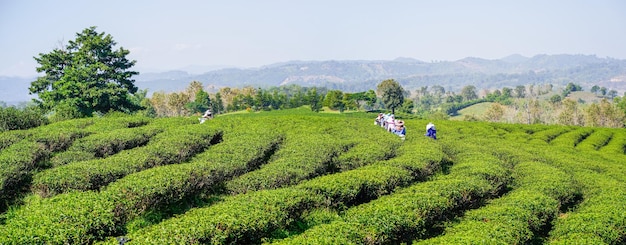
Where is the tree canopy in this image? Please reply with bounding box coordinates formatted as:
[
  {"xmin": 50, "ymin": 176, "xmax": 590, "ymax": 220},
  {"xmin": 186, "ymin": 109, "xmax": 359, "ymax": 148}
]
[
  {"xmin": 376, "ymin": 79, "xmax": 405, "ymax": 114},
  {"xmin": 29, "ymin": 26, "xmax": 140, "ymax": 119}
]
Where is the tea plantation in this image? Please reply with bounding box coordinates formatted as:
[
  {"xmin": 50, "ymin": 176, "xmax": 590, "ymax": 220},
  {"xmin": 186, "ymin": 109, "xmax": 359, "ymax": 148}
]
[{"xmin": 0, "ymin": 108, "xmax": 624, "ymax": 244}]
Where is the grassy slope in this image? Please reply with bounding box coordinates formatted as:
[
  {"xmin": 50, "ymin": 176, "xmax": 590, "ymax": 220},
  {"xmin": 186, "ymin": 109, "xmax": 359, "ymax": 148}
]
[{"xmin": 450, "ymin": 102, "xmax": 494, "ymax": 120}]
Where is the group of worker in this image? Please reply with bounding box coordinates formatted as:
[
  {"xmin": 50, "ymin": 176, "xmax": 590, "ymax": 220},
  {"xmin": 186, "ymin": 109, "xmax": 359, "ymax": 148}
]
[
  {"xmin": 375, "ymin": 113, "xmax": 437, "ymax": 140},
  {"xmin": 375, "ymin": 113, "xmax": 406, "ymax": 139}
]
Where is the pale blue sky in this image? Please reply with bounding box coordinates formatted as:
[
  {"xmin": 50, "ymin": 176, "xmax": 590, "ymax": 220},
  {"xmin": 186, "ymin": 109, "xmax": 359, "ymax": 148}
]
[{"xmin": 1, "ymin": 0, "xmax": 625, "ymax": 77}]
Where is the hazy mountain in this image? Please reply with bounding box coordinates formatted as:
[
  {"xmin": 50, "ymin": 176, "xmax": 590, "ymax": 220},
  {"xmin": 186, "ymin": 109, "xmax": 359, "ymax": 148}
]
[
  {"xmin": 135, "ymin": 54, "xmax": 626, "ymax": 94},
  {"xmin": 0, "ymin": 76, "xmax": 36, "ymax": 105},
  {"xmin": 3, "ymin": 54, "xmax": 626, "ymax": 103}
]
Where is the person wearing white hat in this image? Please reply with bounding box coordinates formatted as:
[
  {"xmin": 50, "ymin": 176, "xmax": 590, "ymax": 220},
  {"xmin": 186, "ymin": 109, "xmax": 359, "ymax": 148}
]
[{"xmin": 425, "ymin": 122, "xmax": 436, "ymax": 139}]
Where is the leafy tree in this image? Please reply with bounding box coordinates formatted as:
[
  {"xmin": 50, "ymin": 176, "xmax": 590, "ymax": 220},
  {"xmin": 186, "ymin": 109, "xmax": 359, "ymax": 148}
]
[
  {"xmin": 0, "ymin": 106, "xmax": 48, "ymax": 131},
  {"xmin": 323, "ymin": 90, "xmax": 345, "ymax": 112},
  {"xmin": 431, "ymin": 85, "xmax": 445, "ymax": 97},
  {"xmin": 185, "ymin": 90, "xmax": 211, "ymax": 114},
  {"xmin": 558, "ymin": 99, "xmax": 583, "ymax": 126},
  {"xmin": 211, "ymin": 92, "xmax": 224, "ymax": 115},
  {"xmin": 342, "ymin": 93, "xmax": 358, "ymax": 111},
  {"xmin": 185, "ymin": 81, "xmax": 204, "ymax": 101},
  {"xmin": 591, "ymin": 85, "xmax": 600, "ymax": 95},
  {"xmin": 254, "ymin": 88, "xmax": 271, "ymax": 110},
  {"xmin": 130, "ymin": 89, "xmax": 156, "ymax": 117},
  {"xmin": 166, "ymin": 92, "xmax": 190, "ymax": 116},
  {"xmin": 460, "ymin": 85, "xmax": 478, "ymax": 101},
  {"xmin": 549, "ymin": 94, "xmax": 562, "ymax": 104},
  {"xmin": 608, "ymin": 90, "xmax": 618, "ymax": 99},
  {"xmin": 501, "ymin": 87, "xmax": 513, "ymax": 99},
  {"xmin": 399, "ymin": 99, "xmax": 414, "ymax": 114},
  {"xmin": 600, "ymin": 87, "xmax": 607, "ymax": 97},
  {"xmin": 289, "ymin": 90, "xmax": 306, "ymax": 108},
  {"xmin": 270, "ymin": 89, "xmax": 287, "ymax": 110},
  {"xmin": 376, "ymin": 79, "xmax": 405, "ymax": 114},
  {"xmin": 514, "ymin": 85, "xmax": 526, "ymax": 98},
  {"xmin": 562, "ymin": 82, "xmax": 582, "ymax": 97},
  {"xmin": 149, "ymin": 92, "xmax": 168, "ymax": 117},
  {"xmin": 524, "ymin": 99, "xmax": 543, "ymax": 124},
  {"xmin": 29, "ymin": 26, "xmax": 140, "ymax": 118},
  {"xmin": 484, "ymin": 103, "xmax": 505, "ymax": 122},
  {"xmin": 583, "ymin": 100, "xmax": 624, "ymax": 127},
  {"xmin": 348, "ymin": 90, "xmax": 377, "ymax": 109},
  {"xmin": 306, "ymin": 88, "xmax": 322, "ymax": 112}
]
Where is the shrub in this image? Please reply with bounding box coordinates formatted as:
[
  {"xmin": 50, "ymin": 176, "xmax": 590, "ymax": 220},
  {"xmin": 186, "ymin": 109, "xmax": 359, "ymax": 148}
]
[{"xmin": 0, "ymin": 106, "xmax": 48, "ymax": 131}]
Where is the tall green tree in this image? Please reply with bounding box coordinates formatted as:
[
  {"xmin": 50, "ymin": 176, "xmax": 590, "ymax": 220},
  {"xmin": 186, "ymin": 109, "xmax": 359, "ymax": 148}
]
[
  {"xmin": 591, "ymin": 85, "xmax": 600, "ymax": 95},
  {"xmin": 323, "ymin": 90, "xmax": 345, "ymax": 112},
  {"xmin": 460, "ymin": 85, "xmax": 478, "ymax": 101},
  {"xmin": 185, "ymin": 90, "xmax": 211, "ymax": 114},
  {"xmin": 306, "ymin": 88, "xmax": 322, "ymax": 112},
  {"xmin": 29, "ymin": 27, "xmax": 140, "ymax": 118},
  {"xmin": 211, "ymin": 92, "xmax": 224, "ymax": 115},
  {"xmin": 376, "ymin": 79, "xmax": 405, "ymax": 114}
]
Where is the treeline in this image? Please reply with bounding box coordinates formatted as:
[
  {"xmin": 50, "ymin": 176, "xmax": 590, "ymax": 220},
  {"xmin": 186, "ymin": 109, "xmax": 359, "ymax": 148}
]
[
  {"xmin": 144, "ymin": 82, "xmax": 378, "ymax": 117},
  {"xmin": 121, "ymin": 80, "xmax": 626, "ymax": 128},
  {"xmin": 4, "ymin": 79, "xmax": 626, "ymax": 132}
]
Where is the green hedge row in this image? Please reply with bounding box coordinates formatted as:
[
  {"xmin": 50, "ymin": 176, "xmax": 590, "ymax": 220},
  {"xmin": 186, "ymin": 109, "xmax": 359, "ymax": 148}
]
[
  {"xmin": 298, "ymin": 135, "xmax": 445, "ymax": 209},
  {"xmin": 549, "ymin": 128, "xmax": 594, "ymax": 148},
  {"xmin": 519, "ymin": 140, "xmax": 626, "ymax": 244},
  {"xmin": 414, "ymin": 161, "xmax": 579, "ymax": 244},
  {"xmin": 0, "ymin": 130, "xmax": 30, "ymax": 152},
  {"xmin": 529, "ymin": 126, "xmax": 574, "ymax": 144},
  {"xmin": 271, "ymin": 136, "xmax": 513, "ymax": 244},
  {"xmin": 548, "ymin": 175, "xmax": 626, "ymax": 244},
  {"xmin": 224, "ymin": 113, "xmax": 407, "ymax": 195},
  {"xmin": 599, "ymin": 129, "xmax": 626, "ymax": 154},
  {"xmin": 540, "ymin": 148, "xmax": 626, "ymax": 244},
  {"xmin": 50, "ymin": 126, "xmax": 163, "ymax": 166},
  {"xmin": 105, "ymin": 128, "xmax": 285, "ymax": 224},
  {"xmin": 0, "ymin": 191, "xmax": 118, "ymax": 244},
  {"xmin": 335, "ymin": 120, "xmax": 402, "ymax": 171},
  {"xmin": 126, "ymin": 188, "xmax": 324, "ymax": 244},
  {"xmin": 108, "ymin": 130, "xmax": 446, "ymax": 244},
  {"xmin": 0, "ymin": 127, "xmax": 283, "ymax": 244},
  {"xmin": 0, "ymin": 106, "xmax": 49, "ymax": 131},
  {"xmin": 31, "ymin": 124, "xmax": 222, "ymax": 197},
  {"xmin": 576, "ymin": 129, "xmax": 613, "ymax": 151},
  {"xmin": 0, "ymin": 141, "xmax": 49, "ymax": 210},
  {"xmin": 225, "ymin": 117, "xmax": 358, "ymax": 194},
  {"xmin": 0, "ymin": 122, "xmax": 89, "ymax": 211},
  {"xmin": 275, "ymin": 177, "xmax": 497, "ymax": 245},
  {"xmin": 82, "ymin": 115, "xmax": 151, "ymax": 132}
]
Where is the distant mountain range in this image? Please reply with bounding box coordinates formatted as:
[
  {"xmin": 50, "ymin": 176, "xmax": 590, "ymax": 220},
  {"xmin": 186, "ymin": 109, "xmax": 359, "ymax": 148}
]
[{"xmin": 2, "ymin": 54, "xmax": 626, "ymax": 103}]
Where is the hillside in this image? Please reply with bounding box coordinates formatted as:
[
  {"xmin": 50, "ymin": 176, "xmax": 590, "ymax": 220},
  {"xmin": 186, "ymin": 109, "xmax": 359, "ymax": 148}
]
[
  {"xmin": 133, "ymin": 54, "xmax": 626, "ymax": 94},
  {"xmin": 3, "ymin": 54, "xmax": 626, "ymax": 103},
  {"xmin": 1, "ymin": 109, "xmax": 625, "ymax": 244}
]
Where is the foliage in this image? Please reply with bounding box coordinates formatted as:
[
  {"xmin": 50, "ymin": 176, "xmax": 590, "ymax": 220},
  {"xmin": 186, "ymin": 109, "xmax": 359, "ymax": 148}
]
[
  {"xmin": 323, "ymin": 90, "xmax": 346, "ymax": 112},
  {"xmin": 184, "ymin": 89, "xmax": 211, "ymax": 114},
  {"xmin": 29, "ymin": 27, "xmax": 141, "ymax": 118},
  {"xmin": 561, "ymin": 82, "xmax": 583, "ymax": 97},
  {"xmin": 376, "ymin": 79, "xmax": 405, "ymax": 114},
  {"xmin": 483, "ymin": 103, "xmax": 505, "ymax": 122},
  {"xmin": 460, "ymin": 85, "xmax": 478, "ymax": 101},
  {"xmin": 0, "ymin": 106, "xmax": 48, "ymax": 131}
]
